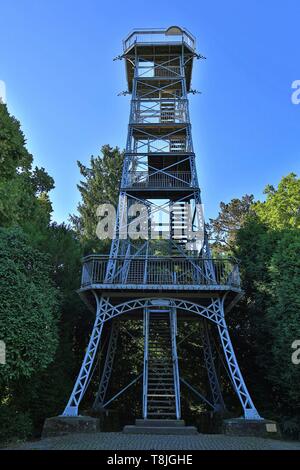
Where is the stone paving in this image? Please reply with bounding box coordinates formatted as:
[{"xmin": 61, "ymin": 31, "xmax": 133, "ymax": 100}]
[{"xmin": 5, "ymin": 432, "xmax": 300, "ymax": 451}]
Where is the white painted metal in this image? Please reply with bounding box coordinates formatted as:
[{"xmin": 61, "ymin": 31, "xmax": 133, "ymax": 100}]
[{"xmin": 62, "ymin": 27, "xmax": 262, "ymax": 422}]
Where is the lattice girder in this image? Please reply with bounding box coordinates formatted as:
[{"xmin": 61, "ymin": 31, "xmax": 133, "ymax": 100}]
[{"xmin": 62, "ymin": 28, "xmax": 262, "ymax": 422}]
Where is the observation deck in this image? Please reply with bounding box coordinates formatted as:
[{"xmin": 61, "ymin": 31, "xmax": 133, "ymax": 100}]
[
  {"xmin": 123, "ymin": 27, "xmax": 196, "ymax": 92},
  {"xmin": 78, "ymin": 254, "xmax": 243, "ymax": 314}
]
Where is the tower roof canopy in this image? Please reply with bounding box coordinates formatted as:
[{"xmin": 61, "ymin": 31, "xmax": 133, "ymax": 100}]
[{"xmin": 123, "ymin": 27, "xmax": 196, "ymax": 53}]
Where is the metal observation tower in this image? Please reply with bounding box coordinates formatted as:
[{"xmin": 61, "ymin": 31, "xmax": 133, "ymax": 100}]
[{"xmin": 62, "ymin": 27, "xmax": 261, "ymax": 425}]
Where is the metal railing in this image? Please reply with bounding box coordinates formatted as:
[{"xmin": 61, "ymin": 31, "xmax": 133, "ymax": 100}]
[
  {"xmin": 137, "ymin": 65, "xmax": 181, "ymax": 78},
  {"xmin": 124, "ymin": 171, "xmax": 191, "ymax": 189},
  {"xmin": 143, "ymin": 309, "xmax": 149, "ymax": 418},
  {"xmin": 81, "ymin": 256, "xmax": 240, "ymax": 289},
  {"xmin": 123, "ymin": 28, "xmax": 196, "ymax": 52},
  {"xmin": 133, "ymin": 137, "xmax": 189, "ymax": 153},
  {"xmin": 170, "ymin": 311, "xmax": 181, "ymax": 419},
  {"xmin": 132, "ymin": 100, "xmax": 188, "ymax": 124}
]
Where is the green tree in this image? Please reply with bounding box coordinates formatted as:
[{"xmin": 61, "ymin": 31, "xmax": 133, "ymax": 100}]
[
  {"xmin": 0, "ymin": 103, "xmax": 91, "ymax": 440},
  {"xmin": 11, "ymin": 223, "xmax": 93, "ymax": 434},
  {"xmin": 0, "ymin": 227, "xmax": 59, "ymax": 384},
  {"xmin": 233, "ymin": 175, "xmax": 300, "ymax": 432},
  {"xmin": 208, "ymin": 194, "xmax": 254, "ymax": 254},
  {"xmin": 254, "ymin": 173, "xmax": 300, "ymax": 229},
  {"xmin": 0, "ymin": 102, "xmax": 54, "ymax": 235},
  {"xmin": 70, "ymin": 144, "xmax": 124, "ymax": 250},
  {"xmin": 0, "ymin": 102, "xmax": 32, "ymax": 178},
  {"xmin": 209, "ymin": 174, "xmax": 300, "ymax": 434},
  {"xmin": 264, "ymin": 230, "xmax": 300, "ymax": 407}
]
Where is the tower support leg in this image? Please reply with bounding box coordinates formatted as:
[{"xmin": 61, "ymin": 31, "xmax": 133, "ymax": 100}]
[
  {"xmin": 216, "ymin": 298, "xmax": 262, "ymax": 420},
  {"xmin": 93, "ymin": 319, "xmax": 119, "ymax": 411},
  {"xmin": 170, "ymin": 309, "xmax": 181, "ymax": 419},
  {"xmin": 201, "ymin": 319, "xmax": 225, "ymax": 412},
  {"xmin": 62, "ymin": 295, "xmax": 110, "ymax": 416},
  {"xmin": 142, "ymin": 308, "xmax": 149, "ymax": 419}
]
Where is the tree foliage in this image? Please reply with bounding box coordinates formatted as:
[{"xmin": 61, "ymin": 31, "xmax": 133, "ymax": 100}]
[
  {"xmin": 208, "ymin": 194, "xmax": 254, "ymax": 254},
  {"xmin": 0, "ymin": 227, "xmax": 59, "ymax": 383},
  {"xmin": 70, "ymin": 144, "xmax": 124, "ymax": 248},
  {"xmin": 265, "ymin": 230, "xmax": 300, "ymax": 406},
  {"xmin": 0, "ymin": 103, "xmax": 54, "ymax": 240},
  {"xmin": 254, "ymin": 173, "xmax": 300, "ymax": 229},
  {"xmin": 0, "ymin": 104, "xmax": 87, "ymax": 441},
  {"xmin": 211, "ymin": 174, "xmax": 300, "ymax": 435}
]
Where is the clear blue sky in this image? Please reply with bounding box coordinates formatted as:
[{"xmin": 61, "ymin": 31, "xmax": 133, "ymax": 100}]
[{"xmin": 1, "ymin": 0, "xmax": 299, "ymax": 223}]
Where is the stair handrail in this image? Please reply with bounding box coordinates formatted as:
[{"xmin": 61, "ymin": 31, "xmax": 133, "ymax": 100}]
[
  {"xmin": 170, "ymin": 310, "xmax": 181, "ymax": 419},
  {"xmin": 143, "ymin": 309, "xmax": 149, "ymax": 418}
]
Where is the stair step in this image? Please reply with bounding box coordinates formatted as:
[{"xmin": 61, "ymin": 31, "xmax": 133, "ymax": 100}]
[
  {"xmin": 123, "ymin": 425, "xmax": 198, "ymax": 435},
  {"xmin": 148, "ymin": 385, "xmax": 174, "ymax": 388},
  {"xmin": 136, "ymin": 419, "xmax": 185, "ymax": 427},
  {"xmin": 148, "ymin": 386, "xmax": 174, "ymax": 389},
  {"xmin": 149, "ymin": 342, "xmax": 170, "ymax": 344},
  {"xmin": 149, "ymin": 366, "xmax": 173, "ymax": 369},
  {"xmin": 149, "ymin": 364, "xmax": 172, "ymax": 367},
  {"xmin": 148, "ymin": 400, "xmax": 175, "ymax": 404},
  {"xmin": 148, "ymin": 388, "xmax": 174, "ymax": 391},
  {"xmin": 148, "ymin": 369, "xmax": 173, "ymax": 373},
  {"xmin": 149, "ymin": 368, "xmax": 173, "ymax": 370},
  {"xmin": 148, "ymin": 389, "xmax": 174, "ymax": 393},
  {"xmin": 148, "ymin": 374, "xmax": 173, "ymax": 377},
  {"xmin": 149, "ymin": 363, "xmax": 172, "ymax": 365},
  {"xmin": 148, "ymin": 380, "xmax": 174, "ymax": 383},
  {"xmin": 149, "ymin": 366, "xmax": 173, "ymax": 368},
  {"xmin": 148, "ymin": 405, "xmax": 174, "ymax": 408},
  {"xmin": 148, "ymin": 379, "xmax": 174, "ymax": 382},
  {"xmin": 149, "ymin": 363, "xmax": 173, "ymax": 366},
  {"xmin": 148, "ymin": 382, "xmax": 174, "ymax": 386},
  {"xmin": 148, "ymin": 382, "xmax": 174, "ymax": 385},
  {"xmin": 148, "ymin": 394, "xmax": 175, "ymax": 397},
  {"xmin": 149, "ymin": 358, "xmax": 173, "ymax": 369},
  {"xmin": 148, "ymin": 370, "xmax": 173, "ymax": 380},
  {"xmin": 149, "ymin": 358, "xmax": 172, "ymax": 367},
  {"xmin": 148, "ymin": 404, "xmax": 175, "ymax": 408},
  {"xmin": 149, "ymin": 336, "xmax": 170, "ymax": 339}
]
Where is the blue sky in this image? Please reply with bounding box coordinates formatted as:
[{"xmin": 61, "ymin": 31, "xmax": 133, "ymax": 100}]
[{"xmin": 1, "ymin": 0, "xmax": 299, "ymax": 223}]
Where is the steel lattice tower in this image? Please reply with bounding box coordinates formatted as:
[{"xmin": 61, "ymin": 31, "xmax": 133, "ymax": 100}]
[{"xmin": 62, "ymin": 27, "xmax": 262, "ymax": 423}]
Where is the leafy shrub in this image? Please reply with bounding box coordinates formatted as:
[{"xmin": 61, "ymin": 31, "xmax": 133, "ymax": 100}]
[{"xmin": 0, "ymin": 406, "xmax": 33, "ymax": 443}]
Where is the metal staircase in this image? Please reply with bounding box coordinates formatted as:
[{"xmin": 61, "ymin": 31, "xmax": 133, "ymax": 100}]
[
  {"xmin": 171, "ymin": 201, "xmax": 189, "ymax": 254},
  {"xmin": 143, "ymin": 309, "xmax": 181, "ymax": 419},
  {"xmin": 161, "ymin": 101, "xmax": 176, "ymax": 123}
]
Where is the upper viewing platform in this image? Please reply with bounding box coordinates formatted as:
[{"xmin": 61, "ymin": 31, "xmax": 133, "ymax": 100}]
[
  {"xmin": 122, "ymin": 27, "xmax": 197, "ymax": 93},
  {"xmin": 123, "ymin": 26, "xmax": 196, "ymax": 53}
]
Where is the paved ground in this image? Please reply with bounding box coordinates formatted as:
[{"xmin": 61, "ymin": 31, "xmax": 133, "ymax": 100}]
[{"xmin": 4, "ymin": 432, "xmax": 300, "ymax": 450}]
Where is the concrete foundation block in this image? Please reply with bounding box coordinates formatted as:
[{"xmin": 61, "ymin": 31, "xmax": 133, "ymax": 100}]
[
  {"xmin": 42, "ymin": 415, "xmax": 100, "ymax": 438},
  {"xmin": 223, "ymin": 418, "xmax": 281, "ymax": 439},
  {"xmin": 123, "ymin": 419, "xmax": 198, "ymax": 435}
]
